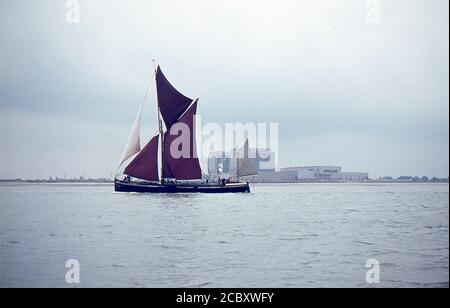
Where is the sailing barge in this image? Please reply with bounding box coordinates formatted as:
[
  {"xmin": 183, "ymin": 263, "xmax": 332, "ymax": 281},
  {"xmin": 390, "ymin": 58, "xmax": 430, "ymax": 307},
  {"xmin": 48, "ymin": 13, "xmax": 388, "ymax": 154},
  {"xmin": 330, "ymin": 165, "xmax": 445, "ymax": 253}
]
[{"xmin": 114, "ymin": 65, "xmax": 254, "ymax": 193}]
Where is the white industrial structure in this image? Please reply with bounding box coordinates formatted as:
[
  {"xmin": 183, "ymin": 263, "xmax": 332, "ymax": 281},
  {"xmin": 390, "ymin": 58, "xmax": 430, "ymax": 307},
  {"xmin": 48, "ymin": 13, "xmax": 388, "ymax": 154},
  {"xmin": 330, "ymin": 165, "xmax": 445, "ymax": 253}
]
[
  {"xmin": 278, "ymin": 166, "xmax": 369, "ymax": 182},
  {"xmin": 255, "ymin": 165, "xmax": 369, "ymax": 182}
]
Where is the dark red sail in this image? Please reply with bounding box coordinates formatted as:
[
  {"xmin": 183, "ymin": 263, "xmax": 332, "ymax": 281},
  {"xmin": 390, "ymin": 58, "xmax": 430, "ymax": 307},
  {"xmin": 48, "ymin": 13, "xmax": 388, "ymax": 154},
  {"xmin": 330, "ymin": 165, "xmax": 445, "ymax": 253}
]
[
  {"xmin": 156, "ymin": 66, "xmax": 193, "ymax": 129},
  {"xmin": 162, "ymin": 148, "xmax": 174, "ymax": 179},
  {"xmin": 163, "ymin": 101, "xmax": 202, "ymax": 180},
  {"xmin": 124, "ymin": 135, "xmax": 159, "ymax": 181}
]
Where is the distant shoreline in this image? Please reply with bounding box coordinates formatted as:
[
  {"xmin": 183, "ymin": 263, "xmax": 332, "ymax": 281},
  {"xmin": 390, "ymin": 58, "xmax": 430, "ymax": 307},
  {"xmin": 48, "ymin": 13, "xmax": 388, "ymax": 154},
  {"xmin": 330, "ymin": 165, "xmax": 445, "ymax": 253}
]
[
  {"xmin": 0, "ymin": 180, "xmax": 447, "ymax": 186},
  {"xmin": 0, "ymin": 181, "xmax": 113, "ymax": 186}
]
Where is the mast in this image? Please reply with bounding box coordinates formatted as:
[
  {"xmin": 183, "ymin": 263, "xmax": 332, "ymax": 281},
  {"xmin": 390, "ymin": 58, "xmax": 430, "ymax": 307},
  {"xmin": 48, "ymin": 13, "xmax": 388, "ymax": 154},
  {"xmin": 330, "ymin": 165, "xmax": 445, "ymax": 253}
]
[
  {"xmin": 159, "ymin": 108, "xmax": 165, "ymax": 182},
  {"xmin": 153, "ymin": 60, "xmax": 165, "ymax": 182},
  {"xmin": 236, "ymin": 147, "xmax": 239, "ymax": 180}
]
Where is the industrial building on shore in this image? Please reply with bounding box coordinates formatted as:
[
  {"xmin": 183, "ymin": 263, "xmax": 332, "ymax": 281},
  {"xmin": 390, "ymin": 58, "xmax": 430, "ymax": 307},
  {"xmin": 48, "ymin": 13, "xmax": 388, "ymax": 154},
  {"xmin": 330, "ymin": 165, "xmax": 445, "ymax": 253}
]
[
  {"xmin": 207, "ymin": 150, "xmax": 369, "ymax": 183},
  {"xmin": 278, "ymin": 166, "xmax": 369, "ymax": 182}
]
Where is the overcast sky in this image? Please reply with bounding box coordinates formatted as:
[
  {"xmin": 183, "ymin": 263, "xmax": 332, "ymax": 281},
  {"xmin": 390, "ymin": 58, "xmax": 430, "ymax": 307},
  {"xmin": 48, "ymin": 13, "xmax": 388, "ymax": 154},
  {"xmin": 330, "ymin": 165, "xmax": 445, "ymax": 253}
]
[{"xmin": 0, "ymin": 0, "xmax": 448, "ymax": 179}]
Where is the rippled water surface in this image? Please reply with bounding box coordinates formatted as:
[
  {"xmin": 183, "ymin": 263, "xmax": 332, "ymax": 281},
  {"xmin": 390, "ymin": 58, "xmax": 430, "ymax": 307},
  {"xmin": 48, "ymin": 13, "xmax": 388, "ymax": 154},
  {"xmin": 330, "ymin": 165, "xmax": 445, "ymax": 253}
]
[{"xmin": 0, "ymin": 183, "xmax": 448, "ymax": 287}]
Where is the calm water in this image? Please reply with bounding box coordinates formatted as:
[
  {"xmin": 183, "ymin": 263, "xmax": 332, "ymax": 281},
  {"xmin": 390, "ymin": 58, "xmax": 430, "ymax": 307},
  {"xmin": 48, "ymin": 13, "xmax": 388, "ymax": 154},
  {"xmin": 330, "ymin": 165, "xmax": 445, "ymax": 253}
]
[{"xmin": 0, "ymin": 183, "xmax": 448, "ymax": 288}]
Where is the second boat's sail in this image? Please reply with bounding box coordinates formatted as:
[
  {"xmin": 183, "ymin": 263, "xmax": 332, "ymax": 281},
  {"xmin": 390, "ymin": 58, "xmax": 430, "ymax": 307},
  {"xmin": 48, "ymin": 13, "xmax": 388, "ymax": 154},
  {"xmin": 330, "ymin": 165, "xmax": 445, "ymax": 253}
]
[{"xmin": 237, "ymin": 139, "xmax": 258, "ymax": 177}]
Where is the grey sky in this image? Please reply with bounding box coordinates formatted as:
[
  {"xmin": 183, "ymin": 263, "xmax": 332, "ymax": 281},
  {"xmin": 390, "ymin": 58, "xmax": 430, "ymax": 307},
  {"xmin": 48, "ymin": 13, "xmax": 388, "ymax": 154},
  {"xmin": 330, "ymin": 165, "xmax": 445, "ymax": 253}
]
[{"xmin": 0, "ymin": 0, "xmax": 448, "ymax": 179}]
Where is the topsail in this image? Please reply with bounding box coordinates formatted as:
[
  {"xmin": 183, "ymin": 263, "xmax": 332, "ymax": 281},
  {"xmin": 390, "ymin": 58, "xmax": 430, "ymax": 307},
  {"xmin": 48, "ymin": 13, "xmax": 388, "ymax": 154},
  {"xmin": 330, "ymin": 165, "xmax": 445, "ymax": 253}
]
[{"xmin": 156, "ymin": 66, "xmax": 193, "ymax": 129}]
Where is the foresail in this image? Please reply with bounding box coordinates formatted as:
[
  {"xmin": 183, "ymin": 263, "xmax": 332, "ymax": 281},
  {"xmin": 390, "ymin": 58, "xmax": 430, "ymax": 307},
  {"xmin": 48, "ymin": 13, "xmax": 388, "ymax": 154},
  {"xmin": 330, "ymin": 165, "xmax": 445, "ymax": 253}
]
[
  {"xmin": 124, "ymin": 135, "xmax": 159, "ymax": 181},
  {"xmin": 156, "ymin": 66, "xmax": 194, "ymax": 129},
  {"xmin": 118, "ymin": 104, "xmax": 143, "ymax": 167}
]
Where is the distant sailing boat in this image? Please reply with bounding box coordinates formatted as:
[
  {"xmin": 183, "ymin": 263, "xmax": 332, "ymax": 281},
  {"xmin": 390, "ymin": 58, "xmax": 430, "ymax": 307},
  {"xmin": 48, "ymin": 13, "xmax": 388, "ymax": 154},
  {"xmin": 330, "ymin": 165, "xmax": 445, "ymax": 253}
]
[{"xmin": 114, "ymin": 64, "xmax": 255, "ymax": 193}]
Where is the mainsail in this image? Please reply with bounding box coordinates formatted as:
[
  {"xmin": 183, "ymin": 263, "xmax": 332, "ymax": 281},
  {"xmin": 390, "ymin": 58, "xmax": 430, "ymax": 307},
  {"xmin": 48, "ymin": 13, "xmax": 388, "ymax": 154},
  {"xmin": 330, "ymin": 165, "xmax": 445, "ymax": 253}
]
[
  {"xmin": 163, "ymin": 100, "xmax": 202, "ymax": 180},
  {"xmin": 237, "ymin": 139, "xmax": 258, "ymax": 177},
  {"xmin": 123, "ymin": 135, "xmax": 159, "ymax": 181},
  {"xmin": 118, "ymin": 104, "xmax": 144, "ymax": 167}
]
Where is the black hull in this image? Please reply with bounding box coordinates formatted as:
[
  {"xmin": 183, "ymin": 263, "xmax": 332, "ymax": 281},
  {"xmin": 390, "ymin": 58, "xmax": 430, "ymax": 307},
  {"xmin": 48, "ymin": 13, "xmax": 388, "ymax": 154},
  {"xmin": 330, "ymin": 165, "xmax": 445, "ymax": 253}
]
[{"xmin": 114, "ymin": 180, "xmax": 250, "ymax": 193}]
